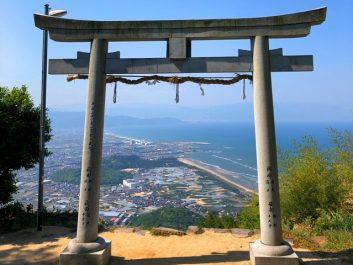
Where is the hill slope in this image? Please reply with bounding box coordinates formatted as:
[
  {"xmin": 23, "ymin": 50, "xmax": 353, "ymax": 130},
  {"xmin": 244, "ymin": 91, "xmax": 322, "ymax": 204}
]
[{"xmin": 50, "ymin": 155, "xmax": 182, "ymax": 185}]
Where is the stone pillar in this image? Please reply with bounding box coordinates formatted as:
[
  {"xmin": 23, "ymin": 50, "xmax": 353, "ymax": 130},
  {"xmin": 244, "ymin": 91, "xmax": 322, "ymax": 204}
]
[
  {"xmin": 253, "ymin": 35, "xmax": 282, "ymax": 246},
  {"xmin": 76, "ymin": 38, "xmax": 107, "ymax": 244},
  {"xmin": 250, "ymin": 36, "xmax": 298, "ymax": 265},
  {"xmin": 60, "ymin": 38, "xmax": 111, "ymax": 265}
]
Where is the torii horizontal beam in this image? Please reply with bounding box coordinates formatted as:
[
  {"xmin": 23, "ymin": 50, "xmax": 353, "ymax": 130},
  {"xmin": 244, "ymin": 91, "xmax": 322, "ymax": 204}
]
[
  {"xmin": 49, "ymin": 49, "xmax": 313, "ymax": 74},
  {"xmin": 34, "ymin": 7, "xmax": 326, "ymax": 42}
]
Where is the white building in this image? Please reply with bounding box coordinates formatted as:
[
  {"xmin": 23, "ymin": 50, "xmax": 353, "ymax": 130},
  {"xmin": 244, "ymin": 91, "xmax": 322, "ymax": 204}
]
[{"xmin": 122, "ymin": 179, "xmax": 139, "ymax": 189}]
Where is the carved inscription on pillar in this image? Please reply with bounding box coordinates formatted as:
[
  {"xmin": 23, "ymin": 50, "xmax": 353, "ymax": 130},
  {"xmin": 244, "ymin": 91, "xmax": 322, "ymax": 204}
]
[
  {"xmin": 266, "ymin": 166, "xmax": 277, "ymax": 229},
  {"xmin": 81, "ymin": 101, "xmax": 96, "ymax": 227},
  {"xmin": 266, "ymin": 166, "xmax": 275, "ymax": 193}
]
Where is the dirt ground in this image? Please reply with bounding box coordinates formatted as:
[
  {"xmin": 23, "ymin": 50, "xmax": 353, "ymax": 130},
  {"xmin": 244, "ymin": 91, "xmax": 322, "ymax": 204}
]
[{"xmin": 0, "ymin": 226, "xmax": 349, "ymax": 265}]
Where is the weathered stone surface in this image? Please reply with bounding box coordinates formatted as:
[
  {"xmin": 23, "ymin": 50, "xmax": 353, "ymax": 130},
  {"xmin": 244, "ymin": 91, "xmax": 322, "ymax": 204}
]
[
  {"xmin": 253, "ymin": 35, "xmax": 283, "ymax": 246},
  {"xmin": 34, "ymin": 8, "xmax": 326, "ymax": 41},
  {"xmin": 68, "ymin": 236, "xmax": 107, "ymax": 254},
  {"xmin": 250, "ymin": 241, "xmax": 299, "ymax": 265},
  {"xmin": 168, "ymin": 38, "xmax": 187, "ymax": 59},
  {"xmin": 204, "ymin": 228, "xmax": 231, "ymax": 233},
  {"xmin": 187, "ymin": 226, "xmax": 203, "ymax": 235},
  {"xmin": 151, "ymin": 227, "xmax": 186, "ymax": 236},
  {"xmin": 76, "ymin": 38, "xmax": 108, "ymax": 244},
  {"xmin": 60, "ymin": 240, "xmax": 111, "ymax": 265},
  {"xmin": 231, "ymin": 228, "xmax": 254, "ymax": 238},
  {"xmin": 49, "ymin": 55, "xmax": 314, "ymax": 75}
]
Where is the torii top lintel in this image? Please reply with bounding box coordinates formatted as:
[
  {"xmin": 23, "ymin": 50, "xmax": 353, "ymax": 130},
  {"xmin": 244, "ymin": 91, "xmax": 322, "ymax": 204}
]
[{"xmin": 34, "ymin": 7, "xmax": 326, "ymax": 42}]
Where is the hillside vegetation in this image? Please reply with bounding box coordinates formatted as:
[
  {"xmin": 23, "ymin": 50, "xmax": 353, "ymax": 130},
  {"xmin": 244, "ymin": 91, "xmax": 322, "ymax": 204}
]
[
  {"xmin": 234, "ymin": 129, "xmax": 353, "ymax": 252},
  {"xmin": 133, "ymin": 130, "xmax": 351, "ymax": 252},
  {"xmin": 51, "ymin": 167, "xmax": 132, "ymax": 185},
  {"xmin": 51, "ymin": 155, "xmax": 182, "ymax": 185},
  {"xmin": 129, "ymin": 208, "xmax": 201, "ymax": 231}
]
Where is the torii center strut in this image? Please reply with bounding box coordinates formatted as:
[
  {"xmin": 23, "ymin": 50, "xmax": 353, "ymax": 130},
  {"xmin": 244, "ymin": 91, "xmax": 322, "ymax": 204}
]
[{"xmin": 34, "ymin": 7, "xmax": 326, "ymax": 265}]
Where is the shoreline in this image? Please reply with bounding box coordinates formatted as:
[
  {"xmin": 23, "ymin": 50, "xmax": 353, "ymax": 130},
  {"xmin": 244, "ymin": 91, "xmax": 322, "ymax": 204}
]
[
  {"xmin": 105, "ymin": 132, "xmax": 151, "ymax": 144},
  {"xmin": 104, "ymin": 130, "xmax": 258, "ymax": 196},
  {"xmin": 178, "ymin": 157, "xmax": 258, "ymax": 196},
  {"xmin": 105, "ymin": 132, "xmax": 211, "ymax": 146}
]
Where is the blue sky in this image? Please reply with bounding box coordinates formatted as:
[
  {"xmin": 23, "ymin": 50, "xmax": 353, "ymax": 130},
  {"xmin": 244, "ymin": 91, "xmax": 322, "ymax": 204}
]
[{"xmin": 0, "ymin": 0, "xmax": 352, "ymax": 122}]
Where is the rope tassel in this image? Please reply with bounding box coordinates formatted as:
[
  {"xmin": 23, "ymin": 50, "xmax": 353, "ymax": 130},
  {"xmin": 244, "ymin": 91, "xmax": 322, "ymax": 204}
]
[
  {"xmin": 175, "ymin": 84, "xmax": 180, "ymax": 103},
  {"xmin": 199, "ymin": 84, "xmax": 205, "ymax": 96},
  {"xmin": 242, "ymin": 79, "xmax": 246, "ymax": 100},
  {"xmin": 145, "ymin": 79, "xmax": 160, "ymax": 85},
  {"xmin": 113, "ymin": 81, "xmax": 117, "ymax": 103}
]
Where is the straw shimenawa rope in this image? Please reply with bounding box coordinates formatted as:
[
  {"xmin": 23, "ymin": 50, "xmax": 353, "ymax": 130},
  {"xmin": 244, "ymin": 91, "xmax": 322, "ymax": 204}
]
[
  {"xmin": 67, "ymin": 74, "xmax": 253, "ymax": 103},
  {"xmin": 67, "ymin": 74, "xmax": 253, "ymax": 86}
]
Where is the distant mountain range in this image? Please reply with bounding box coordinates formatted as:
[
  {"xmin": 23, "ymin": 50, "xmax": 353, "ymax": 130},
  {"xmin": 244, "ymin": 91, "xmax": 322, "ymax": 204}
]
[
  {"xmin": 103, "ymin": 103, "xmax": 352, "ymax": 123},
  {"xmin": 49, "ymin": 101, "xmax": 352, "ymax": 130},
  {"xmin": 49, "ymin": 111, "xmax": 185, "ymax": 129}
]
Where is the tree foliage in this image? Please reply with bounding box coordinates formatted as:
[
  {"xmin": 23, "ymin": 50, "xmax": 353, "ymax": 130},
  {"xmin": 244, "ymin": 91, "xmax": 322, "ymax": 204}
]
[
  {"xmin": 51, "ymin": 155, "xmax": 181, "ymax": 185},
  {"xmin": 101, "ymin": 155, "xmax": 182, "ymax": 169},
  {"xmin": 328, "ymin": 129, "xmax": 353, "ymax": 211},
  {"xmin": 0, "ymin": 86, "xmax": 51, "ymax": 204},
  {"xmin": 0, "ymin": 201, "xmax": 78, "ymax": 234},
  {"xmin": 279, "ymin": 131, "xmax": 353, "ymax": 223},
  {"xmin": 235, "ymin": 196, "xmax": 260, "ymax": 229},
  {"xmin": 51, "ymin": 167, "xmax": 132, "ymax": 185},
  {"xmin": 198, "ymin": 211, "xmax": 237, "ymax": 229},
  {"xmin": 129, "ymin": 207, "xmax": 200, "ymax": 230},
  {"xmin": 230, "ymin": 130, "xmax": 352, "ymax": 230}
]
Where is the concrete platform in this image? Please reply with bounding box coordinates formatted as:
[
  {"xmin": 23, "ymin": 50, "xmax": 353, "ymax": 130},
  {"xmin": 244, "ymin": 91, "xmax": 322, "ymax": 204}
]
[
  {"xmin": 60, "ymin": 240, "xmax": 111, "ymax": 265},
  {"xmin": 250, "ymin": 242, "xmax": 299, "ymax": 265}
]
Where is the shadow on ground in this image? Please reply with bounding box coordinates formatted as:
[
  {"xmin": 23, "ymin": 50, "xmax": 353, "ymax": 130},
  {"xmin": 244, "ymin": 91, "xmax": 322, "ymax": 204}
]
[
  {"xmin": 1, "ymin": 227, "xmax": 352, "ymax": 265},
  {"xmin": 0, "ymin": 244, "xmax": 59, "ymax": 265},
  {"xmin": 0, "ymin": 226, "xmax": 74, "ymax": 245},
  {"xmin": 109, "ymin": 249, "xmax": 353, "ymax": 265},
  {"xmin": 110, "ymin": 251, "xmax": 249, "ymax": 265},
  {"xmin": 0, "ymin": 226, "xmax": 74, "ymax": 265},
  {"xmin": 296, "ymin": 249, "xmax": 353, "ymax": 265}
]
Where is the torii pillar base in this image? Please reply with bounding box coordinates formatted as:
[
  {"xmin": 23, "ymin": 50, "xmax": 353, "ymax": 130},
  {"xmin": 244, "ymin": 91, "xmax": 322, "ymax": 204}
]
[
  {"xmin": 59, "ymin": 240, "xmax": 111, "ymax": 265},
  {"xmin": 250, "ymin": 241, "xmax": 299, "ymax": 265}
]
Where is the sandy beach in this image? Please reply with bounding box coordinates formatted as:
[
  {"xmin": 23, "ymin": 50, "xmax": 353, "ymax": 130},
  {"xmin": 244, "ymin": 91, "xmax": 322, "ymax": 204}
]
[{"xmin": 178, "ymin": 158, "xmax": 258, "ymax": 196}]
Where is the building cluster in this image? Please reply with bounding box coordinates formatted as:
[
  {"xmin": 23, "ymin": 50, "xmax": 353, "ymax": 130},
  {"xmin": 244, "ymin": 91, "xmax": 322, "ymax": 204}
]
[{"xmin": 14, "ymin": 129, "xmax": 251, "ymax": 227}]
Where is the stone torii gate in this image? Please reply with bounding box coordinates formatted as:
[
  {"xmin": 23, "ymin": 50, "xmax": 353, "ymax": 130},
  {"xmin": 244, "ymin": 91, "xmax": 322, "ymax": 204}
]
[{"xmin": 34, "ymin": 7, "xmax": 326, "ymax": 265}]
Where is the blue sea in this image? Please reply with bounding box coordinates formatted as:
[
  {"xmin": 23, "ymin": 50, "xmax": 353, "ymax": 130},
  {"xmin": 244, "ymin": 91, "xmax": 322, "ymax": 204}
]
[{"xmin": 106, "ymin": 121, "xmax": 352, "ymax": 189}]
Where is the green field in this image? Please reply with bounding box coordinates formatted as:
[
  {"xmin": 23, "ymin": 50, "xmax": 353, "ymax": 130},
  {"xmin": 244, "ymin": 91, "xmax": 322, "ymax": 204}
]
[{"xmin": 50, "ymin": 155, "xmax": 182, "ymax": 185}]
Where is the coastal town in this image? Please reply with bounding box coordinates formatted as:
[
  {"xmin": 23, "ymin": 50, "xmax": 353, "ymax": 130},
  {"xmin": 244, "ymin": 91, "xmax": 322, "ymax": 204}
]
[{"xmin": 14, "ymin": 129, "xmax": 254, "ymax": 227}]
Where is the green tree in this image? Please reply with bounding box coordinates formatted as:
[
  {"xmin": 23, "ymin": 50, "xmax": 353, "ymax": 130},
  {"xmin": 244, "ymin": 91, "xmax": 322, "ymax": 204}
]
[
  {"xmin": 279, "ymin": 132, "xmax": 352, "ymax": 223},
  {"xmin": 198, "ymin": 211, "xmax": 237, "ymax": 229},
  {"xmin": 328, "ymin": 129, "xmax": 353, "ymax": 212},
  {"xmin": 235, "ymin": 196, "xmax": 260, "ymax": 229},
  {"xmin": 129, "ymin": 207, "xmax": 200, "ymax": 230},
  {"xmin": 0, "ymin": 86, "xmax": 51, "ymax": 204}
]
